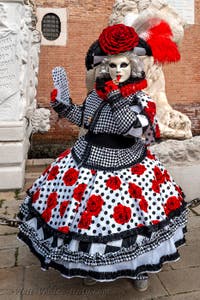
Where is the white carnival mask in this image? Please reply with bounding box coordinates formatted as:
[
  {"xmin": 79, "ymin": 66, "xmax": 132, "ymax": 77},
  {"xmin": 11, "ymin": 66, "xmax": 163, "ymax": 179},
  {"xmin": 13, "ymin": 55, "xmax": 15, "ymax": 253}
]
[{"xmin": 108, "ymin": 55, "xmax": 131, "ymax": 83}]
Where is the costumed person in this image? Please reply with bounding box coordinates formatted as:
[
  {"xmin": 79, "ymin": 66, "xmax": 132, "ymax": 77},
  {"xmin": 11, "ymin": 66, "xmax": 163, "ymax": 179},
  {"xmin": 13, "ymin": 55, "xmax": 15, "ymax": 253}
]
[{"xmin": 17, "ymin": 23, "xmax": 188, "ymax": 292}]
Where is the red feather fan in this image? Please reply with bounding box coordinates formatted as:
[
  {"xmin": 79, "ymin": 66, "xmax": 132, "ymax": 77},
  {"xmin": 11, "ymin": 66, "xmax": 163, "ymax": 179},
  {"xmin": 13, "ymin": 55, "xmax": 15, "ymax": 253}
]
[{"xmin": 144, "ymin": 21, "xmax": 181, "ymax": 63}]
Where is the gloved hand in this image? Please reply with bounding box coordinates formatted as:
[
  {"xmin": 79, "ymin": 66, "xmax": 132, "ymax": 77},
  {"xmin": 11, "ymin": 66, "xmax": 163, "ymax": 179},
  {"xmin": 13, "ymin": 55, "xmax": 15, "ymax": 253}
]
[{"xmin": 50, "ymin": 66, "xmax": 70, "ymax": 107}]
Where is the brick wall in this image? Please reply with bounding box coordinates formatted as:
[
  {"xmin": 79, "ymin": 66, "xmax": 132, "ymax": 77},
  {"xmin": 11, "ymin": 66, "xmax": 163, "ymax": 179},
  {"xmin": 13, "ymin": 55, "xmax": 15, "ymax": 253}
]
[{"xmin": 31, "ymin": 0, "xmax": 200, "ymax": 157}]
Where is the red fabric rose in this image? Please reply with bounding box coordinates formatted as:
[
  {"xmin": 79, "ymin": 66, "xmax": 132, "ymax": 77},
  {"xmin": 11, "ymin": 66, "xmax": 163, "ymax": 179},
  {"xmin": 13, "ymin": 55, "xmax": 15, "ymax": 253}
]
[
  {"xmin": 146, "ymin": 150, "xmax": 156, "ymax": 160},
  {"xmin": 51, "ymin": 89, "xmax": 58, "ymax": 102},
  {"xmin": 57, "ymin": 149, "xmax": 71, "ymax": 162},
  {"xmin": 86, "ymin": 195, "xmax": 104, "ymax": 216},
  {"xmin": 91, "ymin": 169, "xmax": 97, "ymax": 175},
  {"xmin": 63, "ymin": 168, "xmax": 79, "ymax": 186},
  {"xmin": 73, "ymin": 183, "xmax": 87, "ymax": 202},
  {"xmin": 131, "ymin": 164, "xmax": 147, "ymax": 175},
  {"xmin": 128, "ymin": 182, "xmax": 143, "ymax": 199},
  {"xmin": 152, "ymin": 179, "xmax": 160, "ymax": 194},
  {"xmin": 78, "ymin": 211, "xmax": 92, "ymax": 229},
  {"xmin": 32, "ymin": 189, "xmax": 40, "ymax": 203},
  {"xmin": 139, "ymin": 198, "xmax": 148, "ymax": 213},
  {"xmin": 164, "ymin": 196, "xmax": 181, "ymax": 216},
  {"xmin": 47, "ymin": 165, "xmax": 59, "ymax": 181},
  {"xmin": 137, "ymin": 223, "xmax": 144, "ymax": 228},
  {"xmin": 144, "ymin": 101, "xmax": 156, "ymax": 124},
  {"xmin": 113, "ymin": 204, "xmax": 131, "ymax": 224},
  {"xmin": 41, "ymin": 208, "xmax": 52, "ymax": 223},
  {"xmin": 153, "ymin": 166, "xmax": 165, "ymax": 184},
  {"xmin": 59, "ymin": 200, "xmax": 70, "ymax": 218},
  {"xmin": 98, "ymin": 24, "xmax": 139, "ymax": 55},
  {"xmin": 152, "ymin": 220, "xmax": 160, "ymax": 225},
  {"xmin": 58, "ymin": 226, "xmax": 70, "ymax": 234},
  {"xmin": 47, "ymin": 192, "xmax": 58, "ymax": 209},
  {"xmin": 106, "ymin": 176, "xmax": 121, "ymax": 190}
]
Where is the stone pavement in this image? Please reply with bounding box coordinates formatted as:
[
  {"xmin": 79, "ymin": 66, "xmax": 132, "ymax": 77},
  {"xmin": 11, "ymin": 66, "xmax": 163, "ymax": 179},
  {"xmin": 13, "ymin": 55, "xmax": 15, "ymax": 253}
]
[{"xmin": 0, "ymin": 161, "xmax": 200, "ymax": 300}]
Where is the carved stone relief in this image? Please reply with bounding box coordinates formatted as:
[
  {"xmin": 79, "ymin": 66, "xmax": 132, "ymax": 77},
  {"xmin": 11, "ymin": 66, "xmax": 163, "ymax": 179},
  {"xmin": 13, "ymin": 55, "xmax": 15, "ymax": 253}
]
[{"xmin": 109, "ymin": 0, "xmax": 192, "ymax": 139}]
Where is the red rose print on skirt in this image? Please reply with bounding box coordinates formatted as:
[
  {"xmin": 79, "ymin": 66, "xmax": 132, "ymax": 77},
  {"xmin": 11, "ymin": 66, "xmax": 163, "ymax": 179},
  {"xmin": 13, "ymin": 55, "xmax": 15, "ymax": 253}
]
[
  {"xmin": 41, "ymin": 208, "xmax": 52, "ymax": 223},
  {"xmin": 152, "ymin": 220, "xmax": 160, "ymax": 225},
  {"xmin": 86, "ymin": 195, "xmax": 104, "ymax": 216},
  {"xmin": 47, "ymin": 165, "xmax": 59, "ymax": 181},
  {"xmin": 63, "ymin": 168, "xmax": 79, "ymax": 186},
  {"xmin": 91, "ymin": 169, "xmax": 97, "ymax": 175},
  {"xmin": 47, "ymin": 192, "xmax": 58, "ymax": 209},
  {"xmin": 164, "ymin": 170, "xmax": 171, "ymax": 182},
  {"xmin": 59, "ymin": 201, "xmax": 70, "ymax": 218},
  {"xmin": 106, "ymin": 176, "xmax": 121, "ymax": 190},
  {"xmin": 128, "ymin": 183, "xmax": 143, "ymax": 199},
  {"xmin": 73, "ymin": 183, "xmax": 87, "ymax": 202},
  {"xmin": 175, "ymin": 185, "xmax": 183, "ymax": 196},
  {"xmin": 153, "ymin": 166, "xmax": 165, "ymax": 184},
  {"xmin": 78, "ymin": 211, "xmax": 92, "ymax": 229},
  {"xmin": 164, "ymin": 196, "xmax": 181, "ymax": 216},
  {"xmin": 42, "ymin": 165, "xmax": 51, "ymax": 176},
  {"xmin": 146, "ymin": 150, "xmax": 156, "ymax": 160},
  {"xmin": 58, "ymin": 226, "xmax": 70, "ymax": 234},
  {"xmin": 32, "ymin": 189, "xmax": 40, "ymax": 203},
  {"xmin": 57, "ymin": 149, "xmax": 71, "ymax": 162},
  {"xmin": 152, "ymin": 179, "xmax": 160, "ymax": 194},
  {"xmin": 113, "ymin": 204, "xmax": 131, "ymax": 224},
  {"xmin": 137, "ymin": 223, "xmax": 145, "ymax": 228},
  {"xmin": 139, "ymin": 198, "xmax": 148, "ymax": 213},
  {"xmin": 131, "ymin": 164, "xmax": 146, "ymax": 175}
]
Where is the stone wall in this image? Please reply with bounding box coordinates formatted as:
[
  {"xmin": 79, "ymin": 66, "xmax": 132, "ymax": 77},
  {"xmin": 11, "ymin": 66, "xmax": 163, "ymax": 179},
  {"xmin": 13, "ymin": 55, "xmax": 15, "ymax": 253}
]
[{"xmin": 31, "ymin": 0, "xmax": 200, "ymax": 155}]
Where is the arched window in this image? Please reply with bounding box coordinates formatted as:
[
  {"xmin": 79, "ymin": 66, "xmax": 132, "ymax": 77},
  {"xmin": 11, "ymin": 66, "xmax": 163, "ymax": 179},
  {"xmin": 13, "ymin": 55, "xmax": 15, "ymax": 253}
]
[{"xmin": 41, "ymin": 13, "xmax": 61, "ymax": 41}]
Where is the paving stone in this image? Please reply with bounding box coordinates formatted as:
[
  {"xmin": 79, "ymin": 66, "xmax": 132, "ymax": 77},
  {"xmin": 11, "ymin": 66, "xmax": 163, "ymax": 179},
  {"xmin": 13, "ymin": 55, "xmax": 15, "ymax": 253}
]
[
  {"xmin": 0, "ymin": 199, "xmax": 21, "ymax": 219},
  {"xmin": 18, "ymin": 246, "xmax": 40, "ymax": 267},
  {"xmin": 0, "ymin": 192, "xmax": 15, "ymax": 201},
  {"xmin": 0, "ymin": 234, "xmax": 21, "ymax": 250},
  {"xmin": 0, "ymin": 225, "xmax": 18, "ymax": 235},
  {"xmin": 0, "ymin": 248, "xmax": 16, "ymax": 268},
  {"xmin": 0, "ymin": 267, "xmax": 24, "ymax": 296},
  {"xmin": 187, "ymin": 215, "xmax": 200, "ymax": 229},
  {"xmin": 157, "ymin": 291, "xmax": 200, "ymax": 299},
  {"xmin": 191, "ymin": 205, "xmax": 200, "ymax": 216},
  {"xmin": 185, "ymin": 228, "xmax": 200, "ymax": 245},
  {"xmin": 22, "ymin": 275, "xmax": 167, "ymax": 300},
  {"xmin": 158, "ymin": 267, "xmax": 200, "ymax": 294},
  {"xmin": 0, "ymin": 295, "xmax": 21, "ymax": 300},
  {"xmin": 170, "ymin": 245, "xmax": 200, "ymax": 269},
  {"xmin": 116, "ymin": 275, "xmax": 168, "ymax": 300},
  {"xmin": 24, "ymin": 266, "xmax": 83, "ymax": 290}
]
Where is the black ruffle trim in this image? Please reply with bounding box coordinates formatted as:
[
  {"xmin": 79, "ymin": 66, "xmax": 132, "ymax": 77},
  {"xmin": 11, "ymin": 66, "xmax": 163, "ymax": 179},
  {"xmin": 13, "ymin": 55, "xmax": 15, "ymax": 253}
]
[
  {"xmin": 18, "ymin": 195, "xmax": 188, "ymax": 243},
  {"xmin": 17, "ymin": 231, "xmax": 185, "ymax": 280}
]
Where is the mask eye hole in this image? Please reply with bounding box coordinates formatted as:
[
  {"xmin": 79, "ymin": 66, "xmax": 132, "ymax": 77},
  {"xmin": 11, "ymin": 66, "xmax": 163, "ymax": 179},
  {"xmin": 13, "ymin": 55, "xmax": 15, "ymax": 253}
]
[
  {"xmin": 109, "ymin": 63, "xmax": 116, "ymax": 68},
  {"xmin": 120, "ymin": 62, "xmax": 129, "ymax": 68}
]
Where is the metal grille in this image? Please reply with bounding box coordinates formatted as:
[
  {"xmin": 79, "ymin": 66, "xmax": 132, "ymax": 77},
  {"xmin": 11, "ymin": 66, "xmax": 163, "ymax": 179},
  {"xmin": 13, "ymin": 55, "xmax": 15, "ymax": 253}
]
[{"xmin": 42, "ymin": 13, "xmax": 61, "ymax": 41}]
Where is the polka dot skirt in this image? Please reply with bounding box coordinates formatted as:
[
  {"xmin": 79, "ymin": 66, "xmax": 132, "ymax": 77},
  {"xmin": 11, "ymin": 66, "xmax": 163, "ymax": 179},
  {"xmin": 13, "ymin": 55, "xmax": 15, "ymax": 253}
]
[{"xmin": 28, "ymin": 148, "xmax": 185, "ymax": 238}]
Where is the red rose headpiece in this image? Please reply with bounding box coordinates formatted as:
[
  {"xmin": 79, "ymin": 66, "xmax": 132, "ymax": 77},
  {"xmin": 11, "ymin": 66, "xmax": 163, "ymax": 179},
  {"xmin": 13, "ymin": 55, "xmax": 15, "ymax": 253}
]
[
  {"xmin": 85, "ymin": 21, "xmax": 181, "ymax": 70},
  {"xmin": 98, "ymin": 24, "xmax": 139, "ymax": 55}
]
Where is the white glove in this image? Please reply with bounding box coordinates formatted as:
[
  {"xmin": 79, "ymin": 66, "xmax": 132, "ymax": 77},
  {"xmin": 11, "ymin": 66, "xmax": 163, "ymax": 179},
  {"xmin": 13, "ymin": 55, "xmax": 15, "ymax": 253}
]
[{"xmin": 52, "ymin": 66, "xmax": 70, "ymax": 105}]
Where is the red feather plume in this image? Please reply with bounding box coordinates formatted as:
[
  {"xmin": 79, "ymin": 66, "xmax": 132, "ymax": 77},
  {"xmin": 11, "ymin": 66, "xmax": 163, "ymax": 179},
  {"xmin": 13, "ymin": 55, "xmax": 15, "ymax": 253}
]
[{"xmin": 145, "ymin": 21, "xmax": 180, "ymax": 63}]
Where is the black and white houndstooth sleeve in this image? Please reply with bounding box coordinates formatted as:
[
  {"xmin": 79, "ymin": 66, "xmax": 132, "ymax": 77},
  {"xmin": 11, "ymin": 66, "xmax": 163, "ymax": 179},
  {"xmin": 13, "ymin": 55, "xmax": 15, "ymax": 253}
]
[
  {"xmin": 51, "ymin": 99, "xmax": 84, "ymax": 127},
  {"xmin": 108, "ymin": 91, "xmax": 149, "ymax": 136}
]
